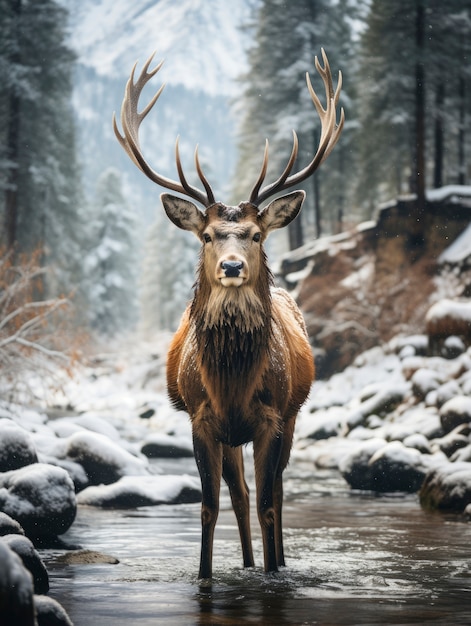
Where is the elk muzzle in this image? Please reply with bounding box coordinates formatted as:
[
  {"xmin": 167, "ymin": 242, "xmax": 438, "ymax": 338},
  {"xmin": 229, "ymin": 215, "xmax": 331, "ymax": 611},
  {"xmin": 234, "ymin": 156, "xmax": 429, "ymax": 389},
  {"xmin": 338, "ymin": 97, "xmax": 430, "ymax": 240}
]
[{"xmin": 218, "ymin": 257, "xmax": 246, "ymax": 287}]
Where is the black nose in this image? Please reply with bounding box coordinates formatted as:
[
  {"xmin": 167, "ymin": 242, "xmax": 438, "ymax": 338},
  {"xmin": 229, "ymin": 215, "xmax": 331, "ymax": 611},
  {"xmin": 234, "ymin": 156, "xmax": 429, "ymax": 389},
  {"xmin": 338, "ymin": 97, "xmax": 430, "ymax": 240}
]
[{"xmin": 221, "ymin": 260, "xmax": 243, "ymax": 277}]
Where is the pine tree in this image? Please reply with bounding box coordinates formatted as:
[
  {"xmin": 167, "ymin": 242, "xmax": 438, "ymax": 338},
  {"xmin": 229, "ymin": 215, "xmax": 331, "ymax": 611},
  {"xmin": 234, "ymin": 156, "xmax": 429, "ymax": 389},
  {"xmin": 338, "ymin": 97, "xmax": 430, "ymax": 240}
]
[
  {"xmin": 355, "ymin": 0, "xmax": 471, "ymax": 214},
  {"xmin": 85, "ymin": 168, "xmax": 139, "ymax": 336},
  {"xmin": 0, "ymin": 0, "xmax": 85, "ymax": 297},
  {"xmin": 233, "ymin": 0, "xmax": 357, "ymax": 245}
]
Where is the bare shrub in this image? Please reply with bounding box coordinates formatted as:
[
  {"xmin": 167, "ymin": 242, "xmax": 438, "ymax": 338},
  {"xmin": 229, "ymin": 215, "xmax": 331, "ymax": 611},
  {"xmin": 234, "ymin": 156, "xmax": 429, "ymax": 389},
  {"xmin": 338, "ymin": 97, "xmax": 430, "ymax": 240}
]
[{"xmin": 0, "ymin": 248, "xmax": 80, "ymax": 403}]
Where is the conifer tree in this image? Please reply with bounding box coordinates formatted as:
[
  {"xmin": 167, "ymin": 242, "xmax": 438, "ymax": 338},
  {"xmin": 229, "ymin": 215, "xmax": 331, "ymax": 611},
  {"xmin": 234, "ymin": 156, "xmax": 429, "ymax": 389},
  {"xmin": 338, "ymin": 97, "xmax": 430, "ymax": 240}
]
[
  {"xmin": 0, "ymin": 0, "xmax": 85, "ymax": 297},
  {"xmin": 85, "ymin": 168, "xmax": 139, "ymax": 336}
]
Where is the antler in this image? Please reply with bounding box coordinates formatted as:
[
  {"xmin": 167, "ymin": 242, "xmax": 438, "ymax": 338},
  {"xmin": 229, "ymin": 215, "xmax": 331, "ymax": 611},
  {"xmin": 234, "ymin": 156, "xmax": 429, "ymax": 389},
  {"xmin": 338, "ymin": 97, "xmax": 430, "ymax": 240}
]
[
  {"xmin": 249, "ymin": 48, "xmax": 345, "ymax": 207},
  {"xmin": 113, "ymin": 53, "xmax": 215, "ymax": 207}
]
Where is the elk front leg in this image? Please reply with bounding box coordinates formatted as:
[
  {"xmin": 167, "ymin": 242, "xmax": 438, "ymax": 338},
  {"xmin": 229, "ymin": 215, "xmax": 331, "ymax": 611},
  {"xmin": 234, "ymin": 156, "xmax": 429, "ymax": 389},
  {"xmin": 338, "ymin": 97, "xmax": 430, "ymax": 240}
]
[
  {"xmin": 274, "ymin": 415, "xmax": 296, "ymax": 567},
  {"xmin": 253, "ymin": 424, "xmax": 283, "ymax": 573},
  {"xmin": 193, "ymin": 430, "xmax": 222, "ymax": 579},
  {"xmin": 222, "ymin": 445, "xmax": 254, "ymax": 568}
]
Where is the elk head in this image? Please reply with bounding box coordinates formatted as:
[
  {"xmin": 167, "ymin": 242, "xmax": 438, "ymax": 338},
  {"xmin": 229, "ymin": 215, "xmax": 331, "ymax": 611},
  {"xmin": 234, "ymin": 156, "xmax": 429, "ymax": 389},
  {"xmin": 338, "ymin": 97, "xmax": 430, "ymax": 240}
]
[{"xmin": 113, "ymin": 49, "xmax": 344, "ymax": 262}]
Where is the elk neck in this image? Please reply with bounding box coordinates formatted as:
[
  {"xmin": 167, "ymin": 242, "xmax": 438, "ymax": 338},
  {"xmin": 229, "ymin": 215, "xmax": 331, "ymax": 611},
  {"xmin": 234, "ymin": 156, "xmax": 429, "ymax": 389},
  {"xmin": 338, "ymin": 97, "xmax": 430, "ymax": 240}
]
[{"xmin": 189, "ymin": 253, "xmax": 274, "ymax": 439}]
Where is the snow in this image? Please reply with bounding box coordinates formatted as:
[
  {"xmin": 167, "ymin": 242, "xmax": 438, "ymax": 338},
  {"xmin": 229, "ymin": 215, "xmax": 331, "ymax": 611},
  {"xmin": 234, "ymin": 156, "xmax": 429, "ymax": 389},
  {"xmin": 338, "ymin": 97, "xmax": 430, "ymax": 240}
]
[
  {"xmin": 425, "ymin": 184, "xmax": 471, "ymax": 203},
  {"xmin": 439, "ymin": 222, "xmax": 471, "ymax": 264},
  {"xmin": 77, "ymin": 474, "xmax": 200, "ymax": 507}
]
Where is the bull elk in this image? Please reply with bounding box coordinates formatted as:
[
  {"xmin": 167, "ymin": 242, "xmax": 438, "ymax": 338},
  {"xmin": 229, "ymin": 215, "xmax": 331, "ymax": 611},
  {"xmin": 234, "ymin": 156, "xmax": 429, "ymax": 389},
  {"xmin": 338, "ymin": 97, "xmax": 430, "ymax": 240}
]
[{"xmin": 114, "ymin": 49, "xmax": 344, "ymax": 578}]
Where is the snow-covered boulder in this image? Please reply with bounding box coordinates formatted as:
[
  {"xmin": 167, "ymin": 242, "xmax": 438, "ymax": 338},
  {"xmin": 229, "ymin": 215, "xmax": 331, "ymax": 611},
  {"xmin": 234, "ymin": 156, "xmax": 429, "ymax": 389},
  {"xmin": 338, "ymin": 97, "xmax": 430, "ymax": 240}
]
[
  {"xmin": 58, "ymin": 430, "xmax": 150, "ymax": 485},
  {"xmin": 0, "ymin": 511, "xmax": 25, "ymax": 536},
  {"xmin": 439, "ymin": 396, "xmax": 471, "ymax": 434},
  {"xmin": 0, "ymin": 420, "xmax": 38, "ymax": 472},
  {"xmin": 0, "ymin": 463, "xmax": 76, "ymax": 539},
  {"xmin": 0, "ymin": 541, "xmax": 35, "ymax": 625},
  {"xmin": 77, "ymin": 474, "xmax": 201, "ymax": 508},
  {"xmin": 339, "ymin": 438, "xmax": 387, "ymax": 490},
  {"xmin": 420, "ymin": 461, "xmax": 471, "ymax": 512},
  {"xmin": 0, "ymin": 534, "xmax": 49, "ymax": 594},
  {"xmin": 411, "ymin": 368, "xmax": 443, "ymax": 400},
  {"xmin": 426, "ymin": 299, "xmax": 471, "ymax": 354},
  {"xmin": 345, "ymin": 385, "xmax": 408, "ymax": 431},
  {"xmin": 430, "ymin": 425, "xmax": 470, "ymax": 457},
  {"xmin": 34, "ymin": 595, "xmax": 73, "ymax": 626},
  {"xmin": 141, "ymin": 433, "xmax": 194, "ymax": 458},
  {"xmin": 341, "ymin": 440, "xmax": 427, "ymax": 493}
]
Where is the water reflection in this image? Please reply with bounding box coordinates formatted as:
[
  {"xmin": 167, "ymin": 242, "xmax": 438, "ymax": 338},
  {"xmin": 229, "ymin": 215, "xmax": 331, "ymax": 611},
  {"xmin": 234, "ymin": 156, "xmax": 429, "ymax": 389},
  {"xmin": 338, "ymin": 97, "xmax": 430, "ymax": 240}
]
[{"xmin": 41, "ymin": 463, "xmax": 471, "ymax": 625}]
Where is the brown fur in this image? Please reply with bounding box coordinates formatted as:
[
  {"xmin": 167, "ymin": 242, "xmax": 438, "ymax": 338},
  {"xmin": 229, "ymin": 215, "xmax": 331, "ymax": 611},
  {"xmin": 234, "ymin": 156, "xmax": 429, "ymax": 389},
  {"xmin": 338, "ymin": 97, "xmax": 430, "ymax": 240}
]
[{"xmin": 165, "ymin": 198, "xmax": 314, "ymax": 578}]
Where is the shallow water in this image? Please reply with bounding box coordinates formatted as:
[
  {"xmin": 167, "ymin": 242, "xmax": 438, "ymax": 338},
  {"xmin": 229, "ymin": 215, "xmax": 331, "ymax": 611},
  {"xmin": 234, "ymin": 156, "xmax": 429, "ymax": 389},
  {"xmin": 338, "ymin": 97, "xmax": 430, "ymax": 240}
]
[{"xmin": 41, "ymin": 458, "xmax": 471, "ymax": 625}]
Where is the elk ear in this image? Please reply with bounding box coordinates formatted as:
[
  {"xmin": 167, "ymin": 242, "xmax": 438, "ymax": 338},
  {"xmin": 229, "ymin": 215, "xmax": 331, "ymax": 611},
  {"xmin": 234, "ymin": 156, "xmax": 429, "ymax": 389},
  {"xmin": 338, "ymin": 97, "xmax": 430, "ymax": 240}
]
[
  {"xmin": 259, "ymin": 190, "xmax": 306, "ymax": 233},
  {"xmin": 161, "ymin": 193, "xmax": 205, "ymax": 235}
]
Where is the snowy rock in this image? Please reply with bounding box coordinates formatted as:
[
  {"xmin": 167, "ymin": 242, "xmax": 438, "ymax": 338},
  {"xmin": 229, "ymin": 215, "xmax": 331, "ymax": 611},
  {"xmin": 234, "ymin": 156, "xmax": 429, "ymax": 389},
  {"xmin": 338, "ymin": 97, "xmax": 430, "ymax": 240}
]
[
  {"xmin": 426, "ymin": 299, "xmax": 471, "ymax": 354},
  {"xmin": 141, "ymin": 433, "xmax": 194, "ymax": 458},
  {"xmin": 345, "ymin": 385, "xmax": 408, "ymax": 431},
  {"xmin": 411, "ymin": 368, "xmax": 443, "ymax": 400},
  {"xmin": 428, "ymin": 379, "xmax": 462, "ymax": 409},
  {"xmin": 77, "ymin": 474, "xmax": 201, "ymax": 508},
  {"xmin": 34, "ymin": 595, "xmax": 73, "ymax": 626},
  {"xmin": 341, "ymin": 440, "xmax": 427, "ymax": 493},
  {"xmin": 430, "ymin": 425, "xmax": 470, "ymax": 457},
  {"xmin": 0, "ymin": 511, "xmax": 25, "ymax": 536},
  {"xmin": 339, "ymin": 438, "xmax": 387, "ymax": 490},
  {"xmin": 442, "ymin": 335, "xmax": 466, "ymax": 359},
  {"xmin": 0, "ymin": 463, "xmax": 76, "ymax": 540},
  {"xmin": 297, "ymin": 406, "xmax": 346, "ymax": 441},
  {"xmin": 420, "ymin": 461, "xmax": 471, "ymax": 512},
  {"xmin": 450, "ymin": 444, "xmax": 471, "ymax": 463},
  {"xmin": 402, "ymin": 433, "xmax": 432, "ymax": 454},
  {"xmin": 0, "ymin": 541, "xmax": 35, "ymax": 625},
  {"xmin": 439, "ymin": 396, "xmax": 471, "ymax": 434},
  {"xmin": 0, "ymin": 420, "xmax": 38, "ymax": 472},
  {"xmin": 0, "ymin": 534, "xmax": 49, "ymax": 594},
  {"xmin": 390, "ymin": 334, "xmax": 428, "ymax": 357},
  {"xmin": 59, "ymin": 430, "xmax": 150, "ymax": 485},
  {"xmin": 365, "ymin": 441, "xmax": 427, "ymax": 493}
]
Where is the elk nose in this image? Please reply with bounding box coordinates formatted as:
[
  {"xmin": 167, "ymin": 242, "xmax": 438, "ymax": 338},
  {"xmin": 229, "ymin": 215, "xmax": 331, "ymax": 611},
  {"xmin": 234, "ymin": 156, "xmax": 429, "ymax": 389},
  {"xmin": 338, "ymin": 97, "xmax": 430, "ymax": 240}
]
[{"xmin": 221, "ymin": 260, "xmax": 244, "ymax": 277}]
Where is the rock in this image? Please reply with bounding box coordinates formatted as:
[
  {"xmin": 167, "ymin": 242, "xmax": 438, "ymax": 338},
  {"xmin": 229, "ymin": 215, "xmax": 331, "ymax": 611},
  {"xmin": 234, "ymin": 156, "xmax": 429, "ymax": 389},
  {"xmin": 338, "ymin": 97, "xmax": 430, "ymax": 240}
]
[
  {"xmin": 402, "ymin": 433, "xmax": 432, "ymax": 454},
  {"xmin": 346, "ymin": 385, "xmax": 408, "ymax": 431},
  {"xmin": 339, "ymin": 438, "xmax": 387, "ymax": 490},
  {"xmin": 1, "ymin": 534, "xmax": 49, "ymax": 594},
  {"xmin": 366, "ymin": 441, "xmax": 427, "ymax": 493},
  {"xmin": 141, "ymin": 433, "xmax": 194, "ymax": 458},
  {"xmin": 62, "ymin": 431, "xmax": 149, "ymax": 485},
  {"xmin": 77, "ymin": 474, "xmax": 201, "ymax": 508},
  {"xmin": 439, "ymin": 396, "xmax": 471, "ymax": 434},
  {"xmin": 340, "ymin": 440, "xmax": 427, "ymax": 493},
  {"xmin": 442, "ymin": 335, "xmax": 466, "ymax": 359},
  {"xmin": 0, "ymin": 541, "xmax": 35, "ymax": 626},
  {"xmin": 430, "ymin": 425, "xmax": 470, "ymax": 457},
  {"xmin": 0, "ymin": 511, "xmax": 25, "ymax": 536},
  {"xmin": 55, "ymin": 549, "xmax": 119, "ymax": 565},
  {"xmin": 411, "ymin": 368, "xmax": 442, "ymax": 400},
  {"xmin": 0, "ymin": 463, "xmax": 76, "ymax": 540},
  {"xmin": 450, "ymin": 443, "xmax": 471, "ymax": 463},
  {"xmin": 420, "ymin": 461, "xmax": 471, "ymax": 512},
  {"xmin": 431, "ymin": 380, "xmax": 462, "ymax": 409},
  {"xmin": 0, "ymin": 420, "xmax": 38, "ymax": 472},
  {"xmin": 34, "ymin": 594, "xmax": 73, "ymax": 626}
]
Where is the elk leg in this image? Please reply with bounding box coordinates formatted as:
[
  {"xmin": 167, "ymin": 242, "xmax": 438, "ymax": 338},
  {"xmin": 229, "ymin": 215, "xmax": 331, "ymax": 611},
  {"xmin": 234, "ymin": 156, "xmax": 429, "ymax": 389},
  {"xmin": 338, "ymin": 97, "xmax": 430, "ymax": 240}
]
[
  {"xmin": 193, "ymin": 432, "xmax": 222, "ymax": 579},
  {"xmin": 253, "ymin": 430, "xmax": 283, "ymax": 573},
  {"xmin": 274, "ymin": 416, "xmax": 296, "ymax": 567},
  {"xmin": 222, "ymin": 445, "xmax": 254, "ymax": 568}
]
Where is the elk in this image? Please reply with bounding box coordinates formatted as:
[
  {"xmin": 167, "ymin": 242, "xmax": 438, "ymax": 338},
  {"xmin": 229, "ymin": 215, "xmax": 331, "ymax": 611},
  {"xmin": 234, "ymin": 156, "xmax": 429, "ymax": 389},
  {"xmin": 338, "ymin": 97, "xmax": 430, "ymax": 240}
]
[{"xmin": 114, "ymin": 49, "xmax": 344, "ymax": 579}]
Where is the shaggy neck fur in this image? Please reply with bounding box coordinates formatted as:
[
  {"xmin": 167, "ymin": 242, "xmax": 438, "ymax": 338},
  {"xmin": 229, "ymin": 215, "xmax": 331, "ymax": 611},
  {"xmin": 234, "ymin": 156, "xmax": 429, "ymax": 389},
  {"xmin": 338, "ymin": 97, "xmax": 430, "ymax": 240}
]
[{"xmin": 190, "ymin": 252, "xmax": 273, "ymax": 439}]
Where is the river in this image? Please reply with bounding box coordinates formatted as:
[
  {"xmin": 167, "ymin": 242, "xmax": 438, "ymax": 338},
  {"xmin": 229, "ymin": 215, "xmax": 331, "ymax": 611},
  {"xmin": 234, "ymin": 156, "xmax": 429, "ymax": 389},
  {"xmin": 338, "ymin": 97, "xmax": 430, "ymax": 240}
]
[{"xmin": 41, "ymin": 458, "xmax": 471, "ymax": 625}]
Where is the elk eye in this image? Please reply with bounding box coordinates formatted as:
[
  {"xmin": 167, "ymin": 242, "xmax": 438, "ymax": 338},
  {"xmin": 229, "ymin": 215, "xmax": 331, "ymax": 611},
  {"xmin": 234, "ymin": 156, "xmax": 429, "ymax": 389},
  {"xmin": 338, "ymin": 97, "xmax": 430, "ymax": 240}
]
[
  {"xmin": 203, "ymin": 233, "xmax": 212, "ymax": 243},
  {"xmin": 253, "ymin": 232, "xmax": 262, "ymax": 243}
]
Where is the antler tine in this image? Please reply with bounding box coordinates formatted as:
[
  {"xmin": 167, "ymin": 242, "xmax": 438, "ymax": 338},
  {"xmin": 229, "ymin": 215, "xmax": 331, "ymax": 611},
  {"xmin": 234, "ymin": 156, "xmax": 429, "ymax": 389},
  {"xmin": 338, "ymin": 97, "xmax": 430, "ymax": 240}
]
[
  {"xmin": 250, "ymin": 49, "xmax": 344, "ymax": 207},
  {"xmin": 249, "ymin": 140, "xmax": 269, "ymax": 204},
  {"xmin": 113, "ymin": 53, "xmax": 214, "ymax": 208},
  {"xmin": 195, "ymin": 146, "xmax": 216, "ymax": 205}
]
